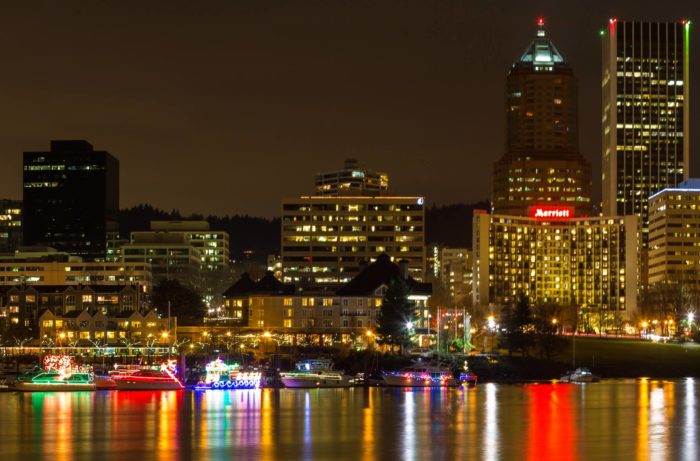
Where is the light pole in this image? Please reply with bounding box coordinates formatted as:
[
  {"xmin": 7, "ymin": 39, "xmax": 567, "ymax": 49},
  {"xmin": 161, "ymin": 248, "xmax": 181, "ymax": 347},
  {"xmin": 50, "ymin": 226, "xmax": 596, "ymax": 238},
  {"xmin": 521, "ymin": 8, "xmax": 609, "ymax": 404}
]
[
  {"xmin": 365, "ymin": 330, "xmax": 373, "ymax": 350},
  {"xmin": 487, "ymin": 315, "xmax": 496, "ymax": 353}
]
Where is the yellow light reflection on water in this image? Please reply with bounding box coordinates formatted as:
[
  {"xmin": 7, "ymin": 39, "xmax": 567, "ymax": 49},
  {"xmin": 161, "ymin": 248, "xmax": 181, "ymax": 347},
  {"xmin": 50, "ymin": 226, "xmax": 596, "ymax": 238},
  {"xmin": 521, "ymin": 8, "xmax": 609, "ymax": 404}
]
[
  {"xmin": 484, "ymin": 383, "xmax": 498, "ymax": 461},
  {"xmin": 361, "ymin": 388, "xmax": 375, "ymax": 461},
  {"xmin": 637, "ymin": 379, "xmax": 649, "ymax": 461},
  {"xmin": 648, "ymin": 383, "xmax": 667, "ymax": 459},
  {"xmin": 260, "ymin": 388, "xmax": 274, "ymax": 461}
]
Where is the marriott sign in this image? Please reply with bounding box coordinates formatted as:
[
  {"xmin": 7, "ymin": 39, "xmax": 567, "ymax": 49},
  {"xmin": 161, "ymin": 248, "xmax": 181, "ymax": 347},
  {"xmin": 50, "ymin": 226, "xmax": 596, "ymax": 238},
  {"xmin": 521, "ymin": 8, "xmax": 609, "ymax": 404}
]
[{"xmin": 528, "ymin": 206, "xmax": 574, "ymax": 219}]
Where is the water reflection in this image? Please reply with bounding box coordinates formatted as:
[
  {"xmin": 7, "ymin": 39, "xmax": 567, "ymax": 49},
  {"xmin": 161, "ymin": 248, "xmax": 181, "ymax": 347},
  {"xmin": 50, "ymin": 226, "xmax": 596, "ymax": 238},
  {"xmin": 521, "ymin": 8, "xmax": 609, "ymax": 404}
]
[
  {"xmin": 683, "ymin": 378, "xmax": 696, "ymax": 461},
  {"xmin": 483, "ymin": 383, "xmax": 498, "ymax": 461},
  {"xmin": 0, "ymin": 380, "xmax": 697, "ymax": 461}
]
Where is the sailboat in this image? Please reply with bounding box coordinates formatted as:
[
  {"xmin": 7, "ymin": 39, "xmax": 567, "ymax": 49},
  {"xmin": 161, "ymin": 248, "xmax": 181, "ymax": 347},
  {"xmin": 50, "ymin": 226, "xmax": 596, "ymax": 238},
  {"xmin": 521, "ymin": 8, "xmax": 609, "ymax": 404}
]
[{"xmin": 560, "ymin": 328, "xmax": 599, "ymax": 383}]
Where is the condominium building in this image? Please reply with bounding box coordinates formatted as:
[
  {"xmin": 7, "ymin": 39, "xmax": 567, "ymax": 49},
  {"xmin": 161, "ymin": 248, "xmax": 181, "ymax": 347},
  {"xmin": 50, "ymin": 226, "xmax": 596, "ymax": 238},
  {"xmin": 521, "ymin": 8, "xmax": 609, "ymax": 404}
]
[
  {"xmin": 0, "ymin": 246, "xmax": 150, "ymax": 288},
  {"xmin": 122, "ymin": 232, "xmax": 202, "ymax": 288},
  {"xmin": 439, "ymin": 248, "xmax": 473, "ymax": 307},
  {"xmin": 39, "ymin": 308, "xmax": 174, "ymax": 346},
  {"xmin": 281, "ymin": 196, "xmax": 425, "ymax": 287},
  {"xmin": 314, "ymin": 158, "xmax": 389, "ymax": 197},
  {"xmin": 1, "ymin": 284, "xmax": 145, "ymax": 331},
  {"xmin": 648, "ymin": 179, "xmax": 700, "ymax": 286},
  {"xmin": 602, "ymin": 20, "xmax": 690, "ymax": 241},
  {"xmin": 493, "ymin": 20, "xmax": 593, "ymax": 217},
  {"xmin": 0, "ymin": 199, "xmax": 22, "ymax": 254},
  {"xmin": 221, "ymin": 254, "xmax": 432, "ymax": 345},
  {"xmin": 473, "ymin": 208, "xmax": 639, "ymax": 331},
  {"xmin": 150, "ymin": 221, "xmax": 229, "ymax": 271},
  {"xmin": 0, "ymin": 259, "xmax": 151, "ymax": 291}
]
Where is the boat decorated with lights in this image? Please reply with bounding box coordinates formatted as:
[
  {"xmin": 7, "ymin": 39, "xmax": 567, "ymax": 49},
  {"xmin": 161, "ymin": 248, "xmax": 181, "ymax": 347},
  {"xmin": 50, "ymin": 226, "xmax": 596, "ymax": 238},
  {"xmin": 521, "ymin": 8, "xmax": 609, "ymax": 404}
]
[
  {"xmin": 112, "ymin": 360, "xmax": 184, "ymax": 390},
  {"xmin": 194, "ymin": 358, "xmax": 262, "ymax": 390},
  {"xmin": 280, "ymin": 359, "xmax": 353, "ymax": 388},
  {"xmin": 14, "ymin": 355, "xmax": 95, "ymax": 392},
  {"xmin": 382, "ymin": 364, "xmax": 456, "ymax": 387}
]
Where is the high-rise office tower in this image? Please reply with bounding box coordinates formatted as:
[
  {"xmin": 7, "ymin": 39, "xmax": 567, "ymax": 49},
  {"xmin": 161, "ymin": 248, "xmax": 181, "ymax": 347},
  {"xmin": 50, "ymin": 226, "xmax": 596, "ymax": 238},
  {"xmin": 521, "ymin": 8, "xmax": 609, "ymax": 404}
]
[
  {"xmin": 602, "ymin": 19, "xmax": 690, "ymax": 240},
  {"xmin": 314, "ymin": 159, "xmax": 389, "ymax": 197},
  {"xmin": 23, "ymin": 140, "xmax": 119, "ymax": 261},
  {"xmin": 493, "ymin": 20, "xmax": 593, "ymax": 217}
]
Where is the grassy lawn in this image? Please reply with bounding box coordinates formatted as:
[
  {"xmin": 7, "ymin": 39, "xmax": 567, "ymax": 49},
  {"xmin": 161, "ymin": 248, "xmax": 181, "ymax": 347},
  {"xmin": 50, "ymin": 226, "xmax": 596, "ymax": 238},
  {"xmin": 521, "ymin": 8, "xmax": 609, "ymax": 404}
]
[{"xmin": 553, "ymin": 337, "xmax": 700, "ymax": 378}]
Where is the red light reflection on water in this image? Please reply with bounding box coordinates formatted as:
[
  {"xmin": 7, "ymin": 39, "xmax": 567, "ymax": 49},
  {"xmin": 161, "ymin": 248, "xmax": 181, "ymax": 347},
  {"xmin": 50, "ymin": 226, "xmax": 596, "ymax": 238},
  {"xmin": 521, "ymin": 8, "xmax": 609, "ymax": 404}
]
[{"xmin": 525, "ymin": 384, "xmax": 578, "ymax": 461}]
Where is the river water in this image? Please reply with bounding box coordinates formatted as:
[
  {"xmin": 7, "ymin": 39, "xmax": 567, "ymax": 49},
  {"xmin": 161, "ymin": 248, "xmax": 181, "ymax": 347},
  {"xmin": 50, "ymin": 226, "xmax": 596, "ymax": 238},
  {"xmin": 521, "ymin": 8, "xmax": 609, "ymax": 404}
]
[{"xmin": 0, "ymin": 379, "xmax": 697, "ymax": 461}]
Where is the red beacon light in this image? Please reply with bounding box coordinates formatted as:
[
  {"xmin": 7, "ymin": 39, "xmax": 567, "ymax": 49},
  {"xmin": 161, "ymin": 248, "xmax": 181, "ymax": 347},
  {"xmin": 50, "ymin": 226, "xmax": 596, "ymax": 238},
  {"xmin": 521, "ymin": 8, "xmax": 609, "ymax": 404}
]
[{"xmin": 537, "ymin": 17, "xmax": 545, "ymax": 26}]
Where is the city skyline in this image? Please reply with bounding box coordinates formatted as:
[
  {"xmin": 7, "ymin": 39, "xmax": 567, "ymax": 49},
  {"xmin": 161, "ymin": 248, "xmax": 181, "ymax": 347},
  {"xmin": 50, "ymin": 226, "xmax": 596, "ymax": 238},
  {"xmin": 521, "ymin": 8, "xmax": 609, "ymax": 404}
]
[{"xmin": 0, "ymin": 1, "xmax": 696, "ymax": 218}]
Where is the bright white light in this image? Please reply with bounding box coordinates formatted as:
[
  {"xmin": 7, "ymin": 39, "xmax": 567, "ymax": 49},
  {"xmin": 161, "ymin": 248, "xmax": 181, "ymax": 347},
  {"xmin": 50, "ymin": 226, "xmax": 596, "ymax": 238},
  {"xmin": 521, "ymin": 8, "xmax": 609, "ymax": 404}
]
[
  {"xmin": 487, "ymin": 316, "xmax": 496, "ymax": 330},
  {"xmin": 689, "ymin": 312, "xmax": 695, "ymax": 324}
]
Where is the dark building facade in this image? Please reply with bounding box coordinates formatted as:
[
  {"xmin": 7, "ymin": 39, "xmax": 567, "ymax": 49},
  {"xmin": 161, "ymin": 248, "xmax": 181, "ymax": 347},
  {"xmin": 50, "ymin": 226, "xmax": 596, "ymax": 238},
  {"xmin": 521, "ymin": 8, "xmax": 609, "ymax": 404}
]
[
  {"xmin": 0, "ymin": 199, "xmax": 22, "ymax": 254},
  {"xmin": 493, "ymin": 21, "xmax": 593, "ymax": 217},
  {"xmin": 602, "ymin": 20, "xmax": 690, "ymax": 242},
  {"xmin": 23, "ymin": 140, "xmax": 119, "ymax": 261}
]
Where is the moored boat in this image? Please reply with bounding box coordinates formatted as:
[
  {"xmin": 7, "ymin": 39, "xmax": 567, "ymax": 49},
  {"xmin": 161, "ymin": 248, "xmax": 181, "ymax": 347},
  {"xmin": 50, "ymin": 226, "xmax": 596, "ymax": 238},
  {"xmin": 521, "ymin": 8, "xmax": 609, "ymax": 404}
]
[
  {"xmin": 560, "ymin": 368, "xmax": 599, "ymax": 383},
  {"xmin": 194, "ymin": 358, "xmax": 262, "ymax": 390},
  {"xmin": 382, "ymin": 365, "xmax": 456, "ymax": 387},
  {"xmin": 14, "ymin": 370, "xmax": 96, "ymax": 392},
  {"xmin": 280, "ymin": 359, "xmax": 353, "ymax": 388},
  {"xmin": 112, "ymin": 360, "xmax": 184, "ymax": 390},
  {"xmin": 458, "ymin": 370, "xmax": 478, "ymax": 387}
]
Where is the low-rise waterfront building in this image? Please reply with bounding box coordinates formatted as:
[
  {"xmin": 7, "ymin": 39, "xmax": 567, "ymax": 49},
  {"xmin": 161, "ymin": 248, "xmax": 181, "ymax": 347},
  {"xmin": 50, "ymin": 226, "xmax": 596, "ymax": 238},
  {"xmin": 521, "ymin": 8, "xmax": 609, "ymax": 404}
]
[
  {"xmin": 0, "ymin": 284, "xmax": 146, "ymax": 331},
  {"xmin": 38, "ymin": 308, "xmax": 174, "ymax": 346},
  {"xmin": 220, "ymin": 254, "xmax": 432, "ymax": 346}
]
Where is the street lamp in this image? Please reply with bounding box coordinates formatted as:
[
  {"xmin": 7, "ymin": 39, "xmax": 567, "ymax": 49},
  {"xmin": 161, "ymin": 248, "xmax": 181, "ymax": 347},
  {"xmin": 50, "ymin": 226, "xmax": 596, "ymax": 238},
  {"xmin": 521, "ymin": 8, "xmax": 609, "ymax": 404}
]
[{"xmin": 487, "ymin": 315, "xmax": 496, "ymax": 353}]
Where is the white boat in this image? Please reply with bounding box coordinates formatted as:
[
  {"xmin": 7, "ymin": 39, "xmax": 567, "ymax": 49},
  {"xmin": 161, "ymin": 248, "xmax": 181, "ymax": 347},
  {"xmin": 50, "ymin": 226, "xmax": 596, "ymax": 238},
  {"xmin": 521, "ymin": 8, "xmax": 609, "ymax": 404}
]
[
  {"xmin": 382, "ymin": 365, "xmax": 456, "ymax": 387},
  {"xmin": 280, "ymin": 359, "xmax": 353, "ymax": 388},
  {"xmin": 560, "ymin": 368, "xmax": 600, "ymax": 383},
  {"xmin": 112, "ymin": 361, "xmax": 184, "ymax": 390},
  {"xmin": 14, "ymin": 371, "xmax": 96, "ymax": 392}
]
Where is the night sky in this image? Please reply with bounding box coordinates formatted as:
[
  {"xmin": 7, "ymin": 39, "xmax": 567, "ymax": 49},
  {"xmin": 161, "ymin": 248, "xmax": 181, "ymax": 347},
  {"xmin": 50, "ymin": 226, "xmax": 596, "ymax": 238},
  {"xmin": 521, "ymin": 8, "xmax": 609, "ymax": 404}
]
[{"xmin": 0, "ymin": 0, "xmax": 697, "ymax": 217}]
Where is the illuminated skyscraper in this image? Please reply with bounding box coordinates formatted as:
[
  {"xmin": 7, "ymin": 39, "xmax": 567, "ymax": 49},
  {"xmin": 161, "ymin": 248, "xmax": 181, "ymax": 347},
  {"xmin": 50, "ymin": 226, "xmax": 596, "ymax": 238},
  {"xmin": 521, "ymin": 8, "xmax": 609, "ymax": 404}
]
[
  {"xmin": 493, "ymin": 19, "xmax": 593, "ymax": 217},
  {"xmin": 602, "ymin": 19, "xmax": 691, "ymax": 240}
]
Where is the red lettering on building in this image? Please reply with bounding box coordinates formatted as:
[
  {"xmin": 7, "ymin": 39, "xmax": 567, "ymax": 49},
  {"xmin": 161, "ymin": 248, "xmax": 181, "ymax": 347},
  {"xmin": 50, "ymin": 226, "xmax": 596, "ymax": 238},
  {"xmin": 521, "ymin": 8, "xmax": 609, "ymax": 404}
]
[{"xmin": 529, "ymin": 206, "xmax": 574, "ymax": 219}]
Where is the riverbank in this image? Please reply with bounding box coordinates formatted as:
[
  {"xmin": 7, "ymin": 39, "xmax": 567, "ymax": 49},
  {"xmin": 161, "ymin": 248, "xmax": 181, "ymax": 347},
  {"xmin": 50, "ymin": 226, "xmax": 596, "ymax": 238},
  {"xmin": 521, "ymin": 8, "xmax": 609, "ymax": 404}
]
[{"xmin": 485, "ymin": 337, "xmax": 700, "ymax": 381}]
